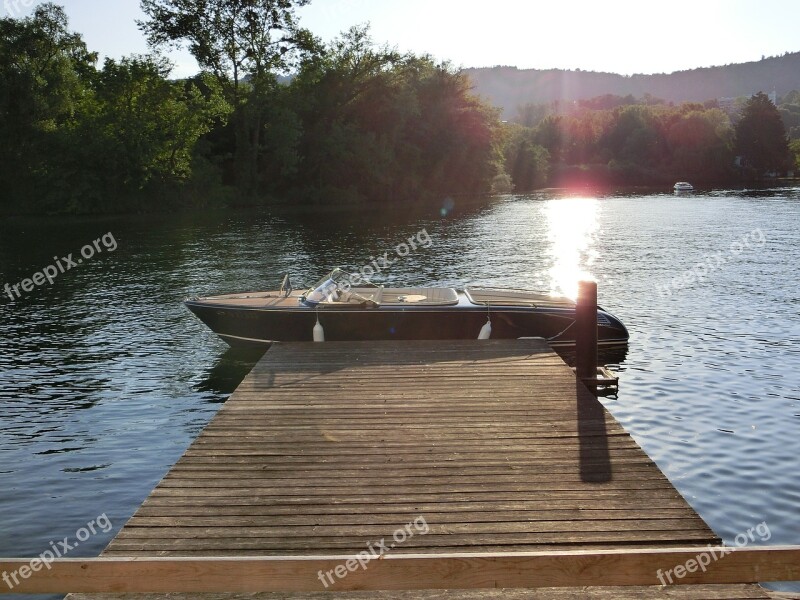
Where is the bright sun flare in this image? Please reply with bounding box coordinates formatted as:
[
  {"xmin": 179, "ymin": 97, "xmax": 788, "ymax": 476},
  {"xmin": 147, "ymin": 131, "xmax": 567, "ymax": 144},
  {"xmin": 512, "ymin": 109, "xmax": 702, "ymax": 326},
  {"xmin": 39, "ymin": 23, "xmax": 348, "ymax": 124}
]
[{"xmin": 544, "ymin": 197, "xmax": 600, "ymax": 299}]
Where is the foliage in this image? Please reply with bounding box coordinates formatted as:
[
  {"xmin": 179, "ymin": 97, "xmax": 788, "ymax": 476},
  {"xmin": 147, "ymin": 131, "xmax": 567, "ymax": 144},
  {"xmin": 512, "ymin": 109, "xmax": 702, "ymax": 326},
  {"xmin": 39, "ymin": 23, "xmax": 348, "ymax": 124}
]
[
  {"xmin": 139, "ymin": 0, "xmax": 312, "ymax": 98},
  {"xmin": 0, "ymin": 9, "xmax": 505, "ymax": 213},
  {"xmin": 282, "ymin": 26, "xmax": 504, "ymax": 203},
  {"xmin": 778, "ymin": 90, "xmax": 800, "ymax": 139},
  {"xmin": 502, "ymin": 123, "xmax": 550, "ymax": 191},
  {"xmin": 515, "ymin": 102, "xmax": 552, "ymax": 128},
  {"xmin": 96, "ymin": 58, "xmax": 227, "ymax": 183},
  {"xmin": 665, "ymin": 108, "xmax": 734, "ymax": 179},
  {"xmin": 735, "ymin": 92, "xmax": 791, "ymax": 174},
  {"xmin": 2, "ymin": 5, "xmax": 797, "ymax": 215},
  {"xmin": 138, "ymin": 0, "xmax": 317, "ymax": 196},
  {"xmin": 0, "ymin": 6, "xmax": 229, "ymax": 213},
  {"xmin": 790, "ymin": 139, "xmax": 800, "ymax": 172},
  {"xmin": 0, "ymin": 3, "xmax": 96, "ymax": 211},
  {"xmin": 503, "ymin": 97, "xmax": 738, "ymax": 185}
]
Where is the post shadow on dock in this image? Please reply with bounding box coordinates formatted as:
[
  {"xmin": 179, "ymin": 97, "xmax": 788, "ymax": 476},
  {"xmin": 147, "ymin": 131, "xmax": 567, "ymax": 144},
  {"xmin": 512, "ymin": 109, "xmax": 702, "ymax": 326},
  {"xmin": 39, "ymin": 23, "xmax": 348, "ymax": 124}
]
[{"xmin": 576, "ymin": 280, "xmax": 612, "ymax": 483}]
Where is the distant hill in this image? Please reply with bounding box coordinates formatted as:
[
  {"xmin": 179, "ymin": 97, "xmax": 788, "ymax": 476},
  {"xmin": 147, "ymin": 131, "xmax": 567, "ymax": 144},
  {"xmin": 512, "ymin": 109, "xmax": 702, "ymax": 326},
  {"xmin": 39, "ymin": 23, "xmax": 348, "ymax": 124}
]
[{"xmin": 463, "ymin": 52, "xmax": 800, "ymax": 118}]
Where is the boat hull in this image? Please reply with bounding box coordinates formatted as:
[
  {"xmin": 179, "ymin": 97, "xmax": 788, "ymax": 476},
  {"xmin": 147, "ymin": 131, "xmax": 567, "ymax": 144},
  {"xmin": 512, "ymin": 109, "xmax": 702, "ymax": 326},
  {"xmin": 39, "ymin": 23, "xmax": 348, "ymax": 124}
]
[{"xmin": 184, "ymin": 295, "xmax": 629, "ymax": 361}]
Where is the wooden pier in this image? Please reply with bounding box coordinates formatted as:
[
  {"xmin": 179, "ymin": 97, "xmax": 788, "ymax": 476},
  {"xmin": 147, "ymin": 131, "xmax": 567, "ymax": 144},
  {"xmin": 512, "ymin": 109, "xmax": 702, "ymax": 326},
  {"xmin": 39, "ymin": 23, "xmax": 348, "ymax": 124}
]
[{"xmin": 58, "ymin": 339, "xmax": 789, "ymax": 597}]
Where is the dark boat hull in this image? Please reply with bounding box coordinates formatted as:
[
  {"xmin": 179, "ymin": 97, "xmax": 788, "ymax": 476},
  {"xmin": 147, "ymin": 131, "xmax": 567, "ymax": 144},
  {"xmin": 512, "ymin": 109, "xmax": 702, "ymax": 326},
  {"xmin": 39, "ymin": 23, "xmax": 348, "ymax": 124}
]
[{"xmin": 184, "ymin": 299, "xmax": 629, "ymax": 364}]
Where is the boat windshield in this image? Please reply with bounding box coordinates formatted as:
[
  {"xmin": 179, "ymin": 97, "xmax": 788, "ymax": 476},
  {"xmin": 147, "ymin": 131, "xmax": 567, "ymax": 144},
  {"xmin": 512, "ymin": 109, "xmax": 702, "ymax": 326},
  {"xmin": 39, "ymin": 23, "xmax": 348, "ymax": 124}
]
[{"xmin": 303, "ymin": 268, "xmax": 349, "ymax": 304}]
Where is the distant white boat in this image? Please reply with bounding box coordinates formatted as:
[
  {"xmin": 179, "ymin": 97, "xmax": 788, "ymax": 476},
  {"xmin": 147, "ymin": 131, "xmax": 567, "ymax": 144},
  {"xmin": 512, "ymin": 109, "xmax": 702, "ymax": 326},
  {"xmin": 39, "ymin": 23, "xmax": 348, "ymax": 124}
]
[{"xmin": 673, "ymin": 181, "xmax": 694, "ymax": 192}]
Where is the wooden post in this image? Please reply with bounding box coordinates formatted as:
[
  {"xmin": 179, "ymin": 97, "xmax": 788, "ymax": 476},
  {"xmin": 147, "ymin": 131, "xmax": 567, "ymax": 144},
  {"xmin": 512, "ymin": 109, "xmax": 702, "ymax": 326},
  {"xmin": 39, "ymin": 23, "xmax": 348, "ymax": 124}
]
[{"xmin": 575, "ymin": 280, "xmax": 598, "ymax": 389}]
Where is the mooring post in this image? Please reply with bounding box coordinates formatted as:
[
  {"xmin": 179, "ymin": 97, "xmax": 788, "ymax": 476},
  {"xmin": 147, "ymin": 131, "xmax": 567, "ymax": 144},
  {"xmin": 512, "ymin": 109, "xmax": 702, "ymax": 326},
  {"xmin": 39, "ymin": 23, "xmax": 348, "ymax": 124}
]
[{"xmin": 575, "ymin": 280, "xmax": 598, "ymax": 391}]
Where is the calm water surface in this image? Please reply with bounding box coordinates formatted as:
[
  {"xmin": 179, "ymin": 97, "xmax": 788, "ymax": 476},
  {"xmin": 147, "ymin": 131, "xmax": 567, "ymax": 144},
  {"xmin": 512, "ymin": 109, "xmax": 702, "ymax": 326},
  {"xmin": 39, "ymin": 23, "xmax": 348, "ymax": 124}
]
[{"xmin": 1, "ymin": 188, "xmax": 799, "ymax": 596}]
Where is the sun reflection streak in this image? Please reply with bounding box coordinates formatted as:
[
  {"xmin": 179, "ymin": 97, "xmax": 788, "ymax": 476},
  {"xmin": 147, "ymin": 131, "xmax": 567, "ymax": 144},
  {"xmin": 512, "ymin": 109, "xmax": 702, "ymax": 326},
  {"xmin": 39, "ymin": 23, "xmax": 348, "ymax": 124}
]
[{"xmin": 544, "ymin": 197, "xmax": 600, "ymax": 299}]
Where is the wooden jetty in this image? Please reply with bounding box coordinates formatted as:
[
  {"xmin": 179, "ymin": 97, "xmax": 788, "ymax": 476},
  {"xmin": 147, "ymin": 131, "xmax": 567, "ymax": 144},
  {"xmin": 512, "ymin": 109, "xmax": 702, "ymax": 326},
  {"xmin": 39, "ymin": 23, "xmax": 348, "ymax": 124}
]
[{"xmin": 52, "ymin": 338, "xmax": 794, "ymax": 598}]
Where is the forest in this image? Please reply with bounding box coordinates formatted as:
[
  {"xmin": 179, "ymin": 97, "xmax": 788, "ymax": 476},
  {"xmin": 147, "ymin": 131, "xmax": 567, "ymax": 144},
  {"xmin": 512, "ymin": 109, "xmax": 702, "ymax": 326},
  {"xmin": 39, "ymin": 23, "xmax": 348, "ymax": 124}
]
[
  {"xmin": 504, "ymin": 91, "xmax": 798, "ymax": 190},
  {"xmin": 0, "ymin": 1, "xmax": 797, "ymax": 215}
]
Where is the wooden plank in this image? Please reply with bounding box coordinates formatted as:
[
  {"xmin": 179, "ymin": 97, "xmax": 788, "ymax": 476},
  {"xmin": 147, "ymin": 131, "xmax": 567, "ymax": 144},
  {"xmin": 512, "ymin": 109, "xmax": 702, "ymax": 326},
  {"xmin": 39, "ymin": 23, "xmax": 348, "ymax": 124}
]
[
  {"xmin": 127, "ymin": 508, "xmax": 700, "ymax": 524},
  {"xmin": 61, "ymin": 585, "xmax": 778, "ymax": 600},
  {"xmin": 6, "ymin": 547, "xmax": 799, "ymax": 593},
  {"xmin": 52, "ymin": 338, "xmax": 770, "ymax": 599}
]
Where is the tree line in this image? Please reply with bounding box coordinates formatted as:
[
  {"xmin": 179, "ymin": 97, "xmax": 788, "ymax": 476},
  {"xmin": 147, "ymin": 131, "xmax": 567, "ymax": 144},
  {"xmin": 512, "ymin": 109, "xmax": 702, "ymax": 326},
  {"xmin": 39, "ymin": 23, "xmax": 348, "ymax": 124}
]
[
  {"xmin": 0, "ymin": 1, "xmax": 796, "ymax": 215},
  {"xmin": 503, "ymin": 92, "xmax": 796, "ymax": 191},
  {"xmin": 0, "ymin": 2, "xmax": 503, "ymax": 214}
]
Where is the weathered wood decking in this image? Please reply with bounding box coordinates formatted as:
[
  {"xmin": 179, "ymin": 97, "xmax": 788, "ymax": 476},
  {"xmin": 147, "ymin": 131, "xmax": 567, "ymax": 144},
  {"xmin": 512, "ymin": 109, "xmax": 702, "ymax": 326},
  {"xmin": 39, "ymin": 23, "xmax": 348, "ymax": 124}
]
[{"xmin": 70, "ymin": 339, "xmax": 776, "ymax": 598}]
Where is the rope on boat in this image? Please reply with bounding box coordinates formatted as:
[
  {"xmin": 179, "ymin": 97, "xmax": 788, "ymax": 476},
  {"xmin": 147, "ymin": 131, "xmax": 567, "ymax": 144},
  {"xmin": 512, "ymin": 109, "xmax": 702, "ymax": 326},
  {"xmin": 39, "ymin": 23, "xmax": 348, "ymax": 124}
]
[{"xmin": 548, "ymin": 320, "xmax": 576, "ymax": 341}]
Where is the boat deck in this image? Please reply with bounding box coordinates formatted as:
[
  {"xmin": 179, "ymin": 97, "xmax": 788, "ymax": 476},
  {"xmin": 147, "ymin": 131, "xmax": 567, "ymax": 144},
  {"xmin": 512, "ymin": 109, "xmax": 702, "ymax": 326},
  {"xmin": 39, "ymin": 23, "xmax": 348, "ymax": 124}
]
[
  {"xmin": 193, "ymin": 290, "xmax": 306, "ymax": 308},
  {"xmin": 193, "ymin": 287, "xmax": 460, "ymax": 308},
  {"xmin": 465, "ymin": 287, "xmax": 576, "ymax": 308},
  {"xmin": 68, "ymin": 339, "xmax": 776, "ymax": 598}
]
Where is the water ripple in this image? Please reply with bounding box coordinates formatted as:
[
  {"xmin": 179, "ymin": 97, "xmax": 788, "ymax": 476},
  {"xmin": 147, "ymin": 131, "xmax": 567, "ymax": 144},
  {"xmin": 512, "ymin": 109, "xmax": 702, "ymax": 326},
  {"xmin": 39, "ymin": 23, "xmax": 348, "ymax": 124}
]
[{"xmin": 1, "ymin": 191, "xmax": 798, "ymax": 594}]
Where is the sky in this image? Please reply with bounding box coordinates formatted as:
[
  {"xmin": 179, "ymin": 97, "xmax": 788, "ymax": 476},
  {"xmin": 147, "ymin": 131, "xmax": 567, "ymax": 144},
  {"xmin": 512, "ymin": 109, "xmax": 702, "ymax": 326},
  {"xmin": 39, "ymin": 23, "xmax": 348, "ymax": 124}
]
[{"xmin": 3, "ymin": 0, "xmax": 800, "ymax": 78}]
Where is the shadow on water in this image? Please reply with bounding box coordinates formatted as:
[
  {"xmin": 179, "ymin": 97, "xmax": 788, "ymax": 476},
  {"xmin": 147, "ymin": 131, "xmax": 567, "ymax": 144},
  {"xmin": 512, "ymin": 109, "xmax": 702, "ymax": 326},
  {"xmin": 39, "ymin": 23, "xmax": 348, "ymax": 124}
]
[
  {"xmin": 555, "ymin": 344, "xmax": 629, "ymax": 369},
  {"xmin": 195, "ymin": 346, "xmax": 267, "ymax": 398}
]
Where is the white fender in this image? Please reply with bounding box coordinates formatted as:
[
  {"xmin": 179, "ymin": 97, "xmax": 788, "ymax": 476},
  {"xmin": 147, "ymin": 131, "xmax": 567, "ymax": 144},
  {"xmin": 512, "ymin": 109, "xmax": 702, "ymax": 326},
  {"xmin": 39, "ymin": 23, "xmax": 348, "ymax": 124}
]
[
  {"xmin": 478, "ymin": 317, "xmax": 492, "ymax": 340},
  {"xmin": 313, "ymin": 316, "xmax": 325, "ymax": 342}
]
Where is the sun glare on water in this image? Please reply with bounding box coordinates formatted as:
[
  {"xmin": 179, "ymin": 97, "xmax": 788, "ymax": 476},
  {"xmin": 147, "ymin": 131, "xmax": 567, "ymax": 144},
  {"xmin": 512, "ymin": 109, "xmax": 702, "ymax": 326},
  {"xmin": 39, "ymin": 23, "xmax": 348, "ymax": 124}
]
[{"xmin": 544, "ymin": 197, "xmax": 600, "ymax": 300}]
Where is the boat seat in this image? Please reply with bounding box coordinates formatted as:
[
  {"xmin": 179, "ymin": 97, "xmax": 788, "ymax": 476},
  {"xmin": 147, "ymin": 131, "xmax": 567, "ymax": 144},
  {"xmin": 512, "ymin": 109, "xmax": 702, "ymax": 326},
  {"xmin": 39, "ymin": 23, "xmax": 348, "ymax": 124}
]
[
  {"xmin": 378, "ymin": 287, "xmax": 458, "ymax": 306},
  {"xmin": 318, "ymin": 287, "xmax": 457, "ymax": 307},
  {"xmin": 465, "ymin": 287, "xmax": 574, "ymax": 308}
]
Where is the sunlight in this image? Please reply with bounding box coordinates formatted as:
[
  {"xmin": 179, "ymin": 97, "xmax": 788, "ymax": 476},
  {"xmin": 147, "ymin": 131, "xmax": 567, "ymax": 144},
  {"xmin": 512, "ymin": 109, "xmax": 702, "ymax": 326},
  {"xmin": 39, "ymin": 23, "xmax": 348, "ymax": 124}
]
[{"xmin": 543, "ymin": 197, "xmax": 600, "ymax": 299}]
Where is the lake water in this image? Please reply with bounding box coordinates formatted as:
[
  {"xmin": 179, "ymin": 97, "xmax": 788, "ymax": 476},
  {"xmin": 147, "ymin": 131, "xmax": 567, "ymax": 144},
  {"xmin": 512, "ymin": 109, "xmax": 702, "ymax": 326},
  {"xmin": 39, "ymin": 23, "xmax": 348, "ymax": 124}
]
[{"xmin": 1, "ymin": 188, "xmax": 799, "ymax": 597}]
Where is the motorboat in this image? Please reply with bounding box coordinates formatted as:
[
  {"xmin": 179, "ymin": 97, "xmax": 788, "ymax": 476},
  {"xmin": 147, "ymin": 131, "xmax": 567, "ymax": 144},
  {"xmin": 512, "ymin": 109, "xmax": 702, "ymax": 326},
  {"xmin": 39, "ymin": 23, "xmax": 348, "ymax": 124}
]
[
  {"xmin": 673, "ymin": 181, "xmax": 694, "ymax": 193},
  {"xmin": 185, "ymin": 269, "xmax": 629, "ymax": 355}
]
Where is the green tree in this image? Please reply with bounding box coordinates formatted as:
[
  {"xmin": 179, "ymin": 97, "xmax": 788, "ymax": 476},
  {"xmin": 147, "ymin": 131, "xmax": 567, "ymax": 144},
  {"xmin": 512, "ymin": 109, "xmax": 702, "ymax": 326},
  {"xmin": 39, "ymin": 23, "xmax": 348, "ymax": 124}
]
[
  {"xmin": 502, "ymin": 123, "xmax": 549, "ymax": 191},
  {"xmin": 790, "ymin": 139, "xmax": 800, "ymax": 172},
  {"xmin": 735, "ymin": 92, "xmax": 791, "ymax": 174},
  {"xmin": 42, "ymin": 56, "xmax": 229, "ymax": 212},
  {"xmin": 286, "ymin": 26, "xmax": 503, "ymax": 202},
  {"xmin": 287, "ymin": 26, "xmax": 405, "ymax": 199},
  {"xmin": 600, "ymin": 105, "xmax": 664, "ymax": 167},
  {"xmin": 665, "ymin": 109, "xmax": 733, "ymax": 179},
  {"xmin": 0, "ymin": 3, "xmax": 231, "ymax": 213},
  {"xmin": 533, "ymin": 115, "xmax": 563, "ymax": 162},
  {"xmin": 0, "ymin": 3, "xmax": 97, "ymax": 211},
  {"xmin": 777, "ymin": 91, "xmax": 800, "ymax": 140},
  {"xmin": 780, "ymin": 90, "xmax": 800, "ymax": 105},
  {"xmin": 138, "ymin": 0, "xmax": 315, "ymax": 196},
  {"xmin": 514, "ymin": 102, "xmax": 550, "ymax": 128}
]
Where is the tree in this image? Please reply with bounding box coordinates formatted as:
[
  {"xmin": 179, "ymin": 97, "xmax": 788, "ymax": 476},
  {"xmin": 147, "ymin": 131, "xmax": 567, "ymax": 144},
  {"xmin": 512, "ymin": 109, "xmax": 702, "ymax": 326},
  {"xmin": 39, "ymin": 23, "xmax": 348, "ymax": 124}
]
[
  {"xmin": 533, "ymin": 115, "xmax": 563, "ymax": 162},
  {"xmin": 665, "ymin": 109, "xmax": 733, "ymax": 179},
  {"xmin": 0, "ymin": 3, "xmax": 97, "ymax": 210},
  {"xmin": 40, "ymin": 56, "xmax": 230, "ymax": 212},
  {"xmin": 514, "ymin": 102, "xmax": 550, "ymax": 128},
  {"xmin": 502, "ymin": 123, "xmax": 549, "ymax": 191},
  {"xmin": 138, "ymin": 0, "xmax": 316, "ymax": 195},
  {"xmin": 577, "ymin": 94, "xmax": 636, "ymax": 111},
  {"xmin": 735, "ymin": 92, "xmax": 791, "ymax": 174},
  {"xmin": 790, "ymin": 139, "xmax": 800, "ymax": 172},
  {"xmin": 600, "ymin": 105, "xmax": 664, "ymax": 168},
  {"xmin": 285, "ymin": 26, "xmax": 504, "ymax": 203}
]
